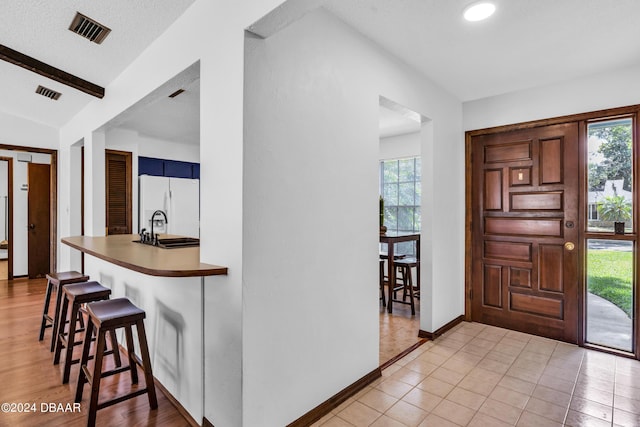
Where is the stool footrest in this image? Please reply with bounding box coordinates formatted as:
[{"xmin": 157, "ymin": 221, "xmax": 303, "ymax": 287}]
[
  {"xmin": 69, "ymin": 350, "xmax": 109, "ymax": 366},
  {"xmin": 97, "ymin": 388, "xmax": 150, "ymax": 411},
  {"xmin": 101, "ymin": 364, "xmax": 133, "ymax": 379}
]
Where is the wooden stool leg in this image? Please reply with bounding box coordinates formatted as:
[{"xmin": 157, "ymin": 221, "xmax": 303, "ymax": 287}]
[
  {"xmin": 109, "ymin": 329, "xmax": 122, "ymax": 367},
  {"xmin": 407, "ymin": 267, "xmax": 415, "ymax": 316},
  {"xmin": 39, "ymin": 280, "xmax": 54, "ymax": 341},
  {"xmin": 62, "ymin": 302, "xmax": 80, "ymax": 384},
  {"xmin": 50, "ymin": 284, "xmax": 64, "ymax": 351},
  {"xmin": 402, "ymin": 266, "xmax": 410, "ymax": 301},
  {"xmin": 87, "ymin": 329, "xmax": 107, "ymax": 427},
  {"xmin": 53, "ymin": 296, "xmax": 69, "ymax": 364},
  {"xmin": 77, "ymin": 308, "xmax": 85, "ymax": 329},
  {"xmin": 75, "ymin": 320, "xmax": 94, "ymax": 403},
  {"xmin": 50, "ymin": 285, "xmax": 67, "ymax": 351},
  {"xmin": 136, "ymin": 320, "xmax": 158, "ymax": 409},
  {"xmin": 124, "ymin": 325, "xmax": 138, "ymax": 384},
  {"xmin": 379, "ymin": 260, "xmax": 386, "ymax": 307}
]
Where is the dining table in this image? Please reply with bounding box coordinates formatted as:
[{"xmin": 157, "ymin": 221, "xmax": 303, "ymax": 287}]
[{"xmin": 380, "ymin": 230, "xmax": 420, "ymax": 313}]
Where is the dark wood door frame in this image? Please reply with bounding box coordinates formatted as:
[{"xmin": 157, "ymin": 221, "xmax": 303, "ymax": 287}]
[
  {"xmin": 0, "ymin": 144, "xmax": 57, "ymax": 276},
  {"xmin": 0, "ymin": 156, "xmax": 13, "ymax": 279},
  {"xmin": 465, "ymin": 103, "xmax": 640, "ymax": 356}
]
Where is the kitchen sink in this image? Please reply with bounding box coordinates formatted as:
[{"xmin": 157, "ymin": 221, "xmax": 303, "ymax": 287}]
[
  {"xmin": 157, "ymin": 237, "xmax": 199, "ymax": 248},
  {"xmin": 133, "ymin": 237, "xmax": 200, "ymax": 248}
]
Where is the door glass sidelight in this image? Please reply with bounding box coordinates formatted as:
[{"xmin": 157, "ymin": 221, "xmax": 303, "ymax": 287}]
[
  {"xmin": 587, "ymin": 118, "xmax": 633, "ymax": 233},
  {"xmin": 585, "ymin": 117, "xmax": 635, "ymax": 352},
  {"xmin": 586, "ymin": 239, "xmax": 633, "ymax": 352}
]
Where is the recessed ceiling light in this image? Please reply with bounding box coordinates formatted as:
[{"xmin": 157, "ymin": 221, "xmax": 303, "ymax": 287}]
[{"xmin": 463, "ymin": 2, "xmax": 496, "ymax": 22}]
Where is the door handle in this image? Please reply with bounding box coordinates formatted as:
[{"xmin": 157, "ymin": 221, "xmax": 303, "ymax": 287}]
[
  {"xmin": 564, "ymin": 242, "xmax": 575, "ymax": 251},
  {"xmin": 29, "ymin": 223, "xmax": 35, "ymax": 230}
]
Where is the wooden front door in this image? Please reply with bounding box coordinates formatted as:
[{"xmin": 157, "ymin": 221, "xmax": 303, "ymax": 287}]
[
  {"xmin": 28, "ymin": 163, "xmax": 51, "ymax": 279},
  {"xmin": 471, "ymin": 122, "xmax": 579, "ymax": 343}
]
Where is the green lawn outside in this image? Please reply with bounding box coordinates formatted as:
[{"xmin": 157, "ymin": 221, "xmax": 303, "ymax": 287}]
[{"xmin": 587, "ymin": 249, "xmax": 633, "ymax": 317}]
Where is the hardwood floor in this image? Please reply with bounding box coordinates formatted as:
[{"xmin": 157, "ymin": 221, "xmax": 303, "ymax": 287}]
[
  {"xmin": 0, "ymin": 260, "xmax": 7, "ymax": 280},
  {"xmin": 379, "ymin": 287, "xmax": 424, "ymax": 365},
  {"xmin": 0, "ymin": 278, "xmax": 195, "ymax": 427}
]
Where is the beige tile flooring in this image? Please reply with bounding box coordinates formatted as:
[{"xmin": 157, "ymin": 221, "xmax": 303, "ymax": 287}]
[{"xmin": 315, "ymin": 321, "xmax": 640, "ymax": 426}]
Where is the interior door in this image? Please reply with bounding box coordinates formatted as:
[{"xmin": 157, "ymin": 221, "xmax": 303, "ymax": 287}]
[
  {"xmin": 28, "ymin": 163, "xmax": 51, "ymax": 279},
  {"xmin": 0, "ymin": 157, "xmax": 12, "ymax": 279},
  {"xmin": 105, "ymin": 150, "xmax": 132, "ymax": 235},
  {"xmin": 471, "ymin": 122, "xmax": 579, "ymax": 343}
]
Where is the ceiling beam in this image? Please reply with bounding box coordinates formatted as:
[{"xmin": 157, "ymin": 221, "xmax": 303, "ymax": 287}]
[{"xmin": 0, "ymin": 44, "xmax": 104, "ymax": 99}]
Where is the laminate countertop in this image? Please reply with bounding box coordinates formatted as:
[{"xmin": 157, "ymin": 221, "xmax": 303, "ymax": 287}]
[{"xmin": 62, "ymin": 234, "xmax": 228, "ymax": 277}]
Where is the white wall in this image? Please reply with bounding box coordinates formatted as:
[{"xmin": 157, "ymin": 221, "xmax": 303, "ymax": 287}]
[
  {"xmin": 243, "ymin": 8, "xmax": 463, "ymax": 425},
  {"xmin": 0, "ymin": 110, "xmax": 58, "ymax": 150},
  {"xmin": 379, "ymin": 131, "xmax": 421, "ymax": 161},
  {"xmin": 57, "ymin": 1, "xmax": 291, "ymax": 425},
  {"xmin": 463, "ymin": 63, "xmax": 640, "ymax": 131},
  {"xmin": 56, "ymin": 1, "xmax": 464, "ymax": 425}
]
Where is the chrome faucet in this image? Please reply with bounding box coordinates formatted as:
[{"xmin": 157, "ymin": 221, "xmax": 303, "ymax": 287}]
[{"xmin": 150, "ymin": 210, "xmax": 168, "ymax": 245}]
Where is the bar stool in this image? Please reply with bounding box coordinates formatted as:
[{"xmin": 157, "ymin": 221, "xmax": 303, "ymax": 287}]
[
  {"xmin": 75, "ymin": 298, "xmax": 158, "ymax": 427},
  {"xmin": 380, "ymin": 252, "xmax": 406, "ymax": 308},
  {"xmin": 379, "ymin": 259, "xmax": 386, "ymax": 307},
  {"xmin": 54, "ymin": 281, "xmax": 121, "ymax": 384},
  {"xmin": 39, "ymin": 271, "xmax": 89, "ymax": 351},
  {"xmin": 392, "ymin": 257, "xmax": 419, "ymax": 315}
]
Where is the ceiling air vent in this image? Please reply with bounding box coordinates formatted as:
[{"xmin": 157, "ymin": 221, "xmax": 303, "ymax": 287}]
[
  {"xmin": 69, "ymin": 12, "xmax": 111, "ymax": 44},
  {"xmin": 36, "ymin": 85, "xmax": 62, "ymax": 100}
]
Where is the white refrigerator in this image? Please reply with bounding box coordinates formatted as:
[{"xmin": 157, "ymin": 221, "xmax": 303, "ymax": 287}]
[{"xmin": 139, "ymin": 175, "xmax": 200, "ymax": 238}]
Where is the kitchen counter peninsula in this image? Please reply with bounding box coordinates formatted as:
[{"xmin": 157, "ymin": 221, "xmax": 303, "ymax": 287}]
[
  {"xmin": 62, "ymin": 233, "xmax": 224, "ymax": 421},
  {"xmin": 62, "ymin": 234, "xmax": 227, "ymax": 277}
]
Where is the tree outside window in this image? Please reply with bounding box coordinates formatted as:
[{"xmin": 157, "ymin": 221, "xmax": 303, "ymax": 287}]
[{"xmin": 380, "ymin": 157, "xmax": 421, "ymax": 255}]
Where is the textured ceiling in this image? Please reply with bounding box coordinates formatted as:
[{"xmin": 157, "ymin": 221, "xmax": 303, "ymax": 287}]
[
  {"xmin": 0, "ymin": 0, "xmax": 193, "ymax": 128},
  {"xmin": 2, "ymin": 1, "xmax": 640, "ymax": 141},
  {"xmin": 325, "ymin": 0, "xmax": 640, "ymax": 102}
]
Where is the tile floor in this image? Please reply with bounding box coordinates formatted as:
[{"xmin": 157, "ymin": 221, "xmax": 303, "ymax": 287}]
[{"xmin": 316, "ymin": 321, "xmax": 640, "ymax": 426}]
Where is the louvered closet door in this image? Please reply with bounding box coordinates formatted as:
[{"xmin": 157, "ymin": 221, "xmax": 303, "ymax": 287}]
[
  {"xmin": 471, "ymin": 123, "xmax": 579, "ymax": 343},
  {"xmin": 105, "ymin": 150, "xmax": 132, "ymax": 235}
]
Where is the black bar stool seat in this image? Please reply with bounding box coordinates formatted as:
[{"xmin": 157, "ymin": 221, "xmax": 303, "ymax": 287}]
[
  {"xmin": 39, "ymin": 271, "xmax": 89, "ymax": 351},
  {"xmin": 76, "ymin": 297, "xmax": 158, "ymax": 427},
  {"xmin": 392, "ymin": 257, "xmax": 420, "ymax": 315}
]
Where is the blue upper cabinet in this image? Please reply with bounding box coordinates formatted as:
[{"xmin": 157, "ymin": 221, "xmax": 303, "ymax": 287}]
[
  {"xmin": 139, "ymin": 157, "xmax": 200, "ymax": 179},
  {"xmin": 138, "ymin": 157, "xmax": 164, "ymax": 176},
  {"xmin": 164, "ymin": 160, "xmax": 193, "ymax": 178}
]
